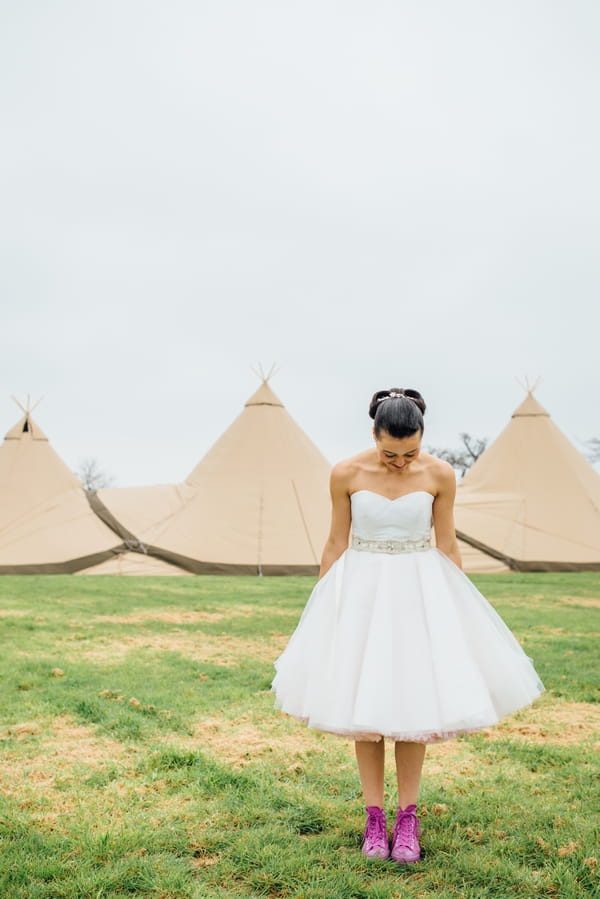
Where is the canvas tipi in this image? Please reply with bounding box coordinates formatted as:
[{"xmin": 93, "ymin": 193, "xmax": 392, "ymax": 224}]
[
  {"xmin": 85, "ymin": 379, "xmax": 332, "ymax": 574},
  {"xmin": 0, "ymin": 401, "xmax": 124, "ymax": 573},
  {"xmin": 455, "ymin": 392, "xmax": 600, "ymax": 571}
]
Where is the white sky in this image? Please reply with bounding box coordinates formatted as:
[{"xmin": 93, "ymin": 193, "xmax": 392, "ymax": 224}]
[{"xmin": 2, "ymin": 0, "xmax": 599, "ymax": 485}]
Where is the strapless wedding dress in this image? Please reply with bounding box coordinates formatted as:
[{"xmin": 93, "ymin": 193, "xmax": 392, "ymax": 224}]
[{"xmin": 272, "ymin": 490, "xmax": 544, "ymax": 742}]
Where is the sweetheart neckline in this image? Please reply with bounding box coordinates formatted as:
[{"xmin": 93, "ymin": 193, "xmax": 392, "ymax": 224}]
[{"xmin": 350, "ymin": 489, "xmax": 436, "ymax": 503}]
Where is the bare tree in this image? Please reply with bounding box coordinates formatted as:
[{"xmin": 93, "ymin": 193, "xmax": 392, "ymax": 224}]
[
  {"xmin": 425, "ymin": 433, "xmax": 488, "ymax": 478},
  {"xmin": 77, "ymin": 458, "xmax": 115, "ymax": 491},
  {"xmin": 585, "ymin": 437, "xmax": 600, "ymax": 464}
]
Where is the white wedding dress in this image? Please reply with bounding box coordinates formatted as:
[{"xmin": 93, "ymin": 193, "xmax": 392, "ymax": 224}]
[{"xmin": 272, "ymin": 490, "xmax": 544, "ymax": 742}]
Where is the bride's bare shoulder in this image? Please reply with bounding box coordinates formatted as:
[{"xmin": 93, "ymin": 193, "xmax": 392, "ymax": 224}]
[
  {"xmin": 331, "ymin": 449, "xmax": 375, "ymax": 487},
  {"xmin": 420, "ymin": 452, "xmax": 456, "ymax": 485}
]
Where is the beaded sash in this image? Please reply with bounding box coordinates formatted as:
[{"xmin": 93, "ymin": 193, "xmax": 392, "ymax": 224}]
[{"xmin": 351, "ymin": 534, "xmax": 432, "ymax": 554}]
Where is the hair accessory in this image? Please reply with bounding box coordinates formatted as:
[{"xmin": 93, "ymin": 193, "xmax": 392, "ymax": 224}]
[{"xmin": 377, "ymin": 391, "xmax": 406, "ymax": 403}]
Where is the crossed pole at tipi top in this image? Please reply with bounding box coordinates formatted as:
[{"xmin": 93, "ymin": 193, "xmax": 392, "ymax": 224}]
[
  {"xmin": 514, "ymin": 375, "xmax": 541, "ymax": 396},
  {"xmin": 251, "ymin": 362, "xmax": 280, "ymax": 384},
  {"xmin": 11, "ymin": 394, "xmax": 43, "ymax": 416}
]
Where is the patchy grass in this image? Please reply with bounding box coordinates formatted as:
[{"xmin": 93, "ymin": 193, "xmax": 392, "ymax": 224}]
[{"xmin": 0, "ymin": 573, "xmax": 598, "ymax": 898}]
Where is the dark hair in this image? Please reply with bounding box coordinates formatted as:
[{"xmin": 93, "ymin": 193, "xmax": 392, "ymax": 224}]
[{"xmin": 368, "ymin": 388, "xmax": 426, "ymax": 438}]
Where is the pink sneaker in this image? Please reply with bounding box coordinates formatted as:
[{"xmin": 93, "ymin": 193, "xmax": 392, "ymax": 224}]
[
  {"xmin": 390, "ymin": 804, "xmax": 421, "ymax": 863},
  {"xmin": 361, "ymin": 806, "xmax": 390, "ymax": 859}
]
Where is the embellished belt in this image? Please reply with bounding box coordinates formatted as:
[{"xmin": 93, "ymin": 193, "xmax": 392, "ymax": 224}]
[{"xmin": 351, "ymin": 534, "xmax": 432, "ymax": 554}]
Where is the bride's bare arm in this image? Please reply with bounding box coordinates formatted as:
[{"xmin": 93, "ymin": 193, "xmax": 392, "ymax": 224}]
[
  {"xmin": 432, "ymin": 463, "xmax": 462, "ymax": 569},
  {"xmin": 318, "ymin": 464, "xmax": 352, "ymax": 579}
]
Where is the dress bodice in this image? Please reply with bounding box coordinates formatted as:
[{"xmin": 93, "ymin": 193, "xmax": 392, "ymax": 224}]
[{"xmin": 350, "ymin": 490, "xmax": 434, "ymax": 542}]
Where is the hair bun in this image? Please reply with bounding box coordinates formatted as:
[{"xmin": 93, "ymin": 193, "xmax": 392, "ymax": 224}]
[
  {"xmin": 402, "ymin": 389, "xmax": 426, "ymax": 416},
  {"xmin": 368, "ymin": 388, "xmax": 426, "ymax": 420}
]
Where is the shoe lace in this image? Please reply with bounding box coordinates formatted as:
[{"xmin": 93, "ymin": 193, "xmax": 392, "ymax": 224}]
[
  {"xmin": 395, "ymin": 809, "xmax": 418, "ymax": 848},
  {"xmin": 365, "ymin": 812, "xmax": 384, "ymax": 842}
]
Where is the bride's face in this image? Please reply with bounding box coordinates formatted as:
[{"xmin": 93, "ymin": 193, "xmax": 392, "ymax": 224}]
[{"xmin": 374, "ymin": 429, "xmax": 422, "ymax": 472}]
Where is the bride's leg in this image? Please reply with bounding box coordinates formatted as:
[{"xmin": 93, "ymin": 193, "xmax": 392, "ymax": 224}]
[
  {"xmin": 355, "ymin": 738, "xmax": 385, "ymax": 806},
  {"xmin": 394, "ymin": 741, "xmax": 426, "ymax": 808}
]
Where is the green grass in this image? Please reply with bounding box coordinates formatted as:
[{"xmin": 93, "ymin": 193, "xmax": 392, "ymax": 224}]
[{"xmin": 0, "ymin": 573, "xmax": 598, "ymax": 898}]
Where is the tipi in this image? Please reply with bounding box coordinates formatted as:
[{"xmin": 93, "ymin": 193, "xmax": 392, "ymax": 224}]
[
  {"xmin": 0, "ymin": 401, "xmax": 123, "ymax": 573},
  {"xmin": 85, "ymin": 379, "xmax": 332, "ymax": 574},
  {"xmin": 454, "ymin": 392, "xmax": 600, "ymax": 571}
]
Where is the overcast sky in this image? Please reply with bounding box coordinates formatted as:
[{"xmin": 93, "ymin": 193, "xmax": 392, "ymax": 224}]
[{"xmin": 2, "ymin": 0, "xmax": 599, "ymax": 485}]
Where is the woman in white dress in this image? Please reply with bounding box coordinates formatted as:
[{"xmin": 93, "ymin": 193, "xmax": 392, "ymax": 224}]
[{"xmin": 272, "ymin": 388, "xmax": 544, "ymax": 864}]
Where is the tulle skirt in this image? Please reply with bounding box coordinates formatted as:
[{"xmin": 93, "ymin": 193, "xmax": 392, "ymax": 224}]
[{"xmin": 272, "ymin": 547, "xmax": 544, "ymax": 742}]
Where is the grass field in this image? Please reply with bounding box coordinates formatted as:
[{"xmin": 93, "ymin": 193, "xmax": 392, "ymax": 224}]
[{"xmin": 0, "ymin": 573, "xmax": 598, "ymax": 899}]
